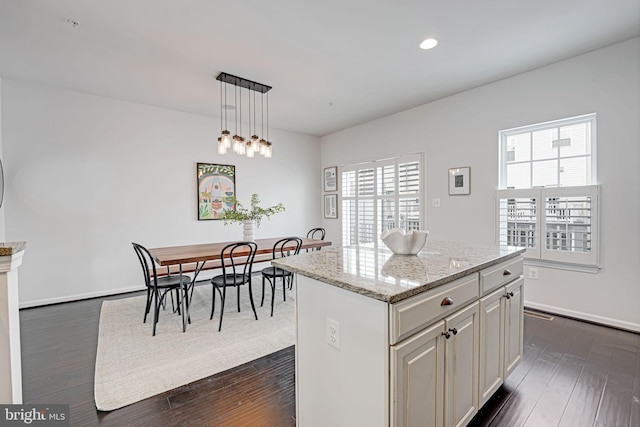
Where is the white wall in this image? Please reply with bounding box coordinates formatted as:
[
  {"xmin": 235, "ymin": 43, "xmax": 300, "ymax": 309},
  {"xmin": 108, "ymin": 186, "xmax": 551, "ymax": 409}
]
[
  {"xmin": 321, "ymin": 38, "xmax": 640, "ymax": 331},
  {"xmin": 1, "ymin": 79, "xmax": 322, "ymax": 306}
]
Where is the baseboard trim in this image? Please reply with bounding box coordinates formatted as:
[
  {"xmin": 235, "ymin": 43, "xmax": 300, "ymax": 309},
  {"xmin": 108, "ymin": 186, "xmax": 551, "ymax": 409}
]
[
  {"xmin": 19, "ymin": 285, "xmax": 146, "ymax": 309},
  {"xmin": 524, "ymin": 301, "xmax": 640, "ymax": 333}
]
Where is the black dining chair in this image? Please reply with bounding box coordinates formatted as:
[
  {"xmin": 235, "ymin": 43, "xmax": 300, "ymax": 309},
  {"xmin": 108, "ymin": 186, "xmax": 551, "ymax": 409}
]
[
  {"xmin": 261, "ymin": 237, "xmax": 302, "ymax": 316},
  {"xmin": 132, "ymin": 242, "xmax": 191, "ymax": 336},
  {"xmin": 210, "ymin": 241, "xmax": 258, "ymax": 331},
  {"xmin": 306, "ymin": 227, "xmax": 326, "ymax": 252}
]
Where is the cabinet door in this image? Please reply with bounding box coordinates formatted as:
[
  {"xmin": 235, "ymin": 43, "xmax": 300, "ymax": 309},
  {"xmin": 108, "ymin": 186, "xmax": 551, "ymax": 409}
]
[
  {"xmin": 504, "ymin": 277, "xmax": 524, "ymax": 378},
  {"xmin": 444, "ymin": 301, "xmax": 479, "ymax": 427},
  {"xmin": 391, "ymin": 320, "xmax": 445, "ymax": 427},
  {"xmin": 478, "ymin": 287, "xmax": 505, "ymax": 407}
]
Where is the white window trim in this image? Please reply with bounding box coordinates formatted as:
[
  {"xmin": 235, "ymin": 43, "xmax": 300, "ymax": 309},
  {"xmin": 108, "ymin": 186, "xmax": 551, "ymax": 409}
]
[
  {"xmin": 498, "ymin": 113, "xmax": 597, "ymax": 189},
  {"xmin": 497, "ymin": 114, "xmax": 599, "ymax": 271}
]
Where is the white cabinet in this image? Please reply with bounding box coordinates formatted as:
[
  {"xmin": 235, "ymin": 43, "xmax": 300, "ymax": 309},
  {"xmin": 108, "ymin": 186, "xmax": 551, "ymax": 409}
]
[
  {"xmin": 444, "ymin": 302, "xmax": 480, "ymax": 427},
  {"xmin": 391, "ymin": 321, "xmax": 445, "ymax": 427},
  {"xmin": 478, "ymin": 287, "xmax": 505, "ymax": 406},
  {"xmin": 391, "ymin": 301, "xmax": 479, "ymax": 427},
  {"xmin": 293, "ymin": 253, "xmax": 524, "ymax": 427},
  {"xmin": 478, "ymin": 269, "xmax": 524, "ymax": 406},
  {"xmin": 504, "ymin": 278, "xmax": 524, "ymax": 378}
]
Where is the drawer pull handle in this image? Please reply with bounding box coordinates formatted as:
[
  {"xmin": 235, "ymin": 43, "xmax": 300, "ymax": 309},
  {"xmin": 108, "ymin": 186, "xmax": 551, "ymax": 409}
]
[
  {"xmin": 504, "ymin": 292, "xmax": 514, "ymax": 299},
  {"xmin": 449, "ymin": 327, "xmax": 458, "ymax": 335},
  {"xmin": 441, "ymin": 297, "xmax": 454, "ymax": 306},
  {"xmin": 442, "ymin": 331, "xmax": 451, "ymax": 339},
  {"xmin": 503, "ymin": 269, "xmax": 512, "ymax": 276}
]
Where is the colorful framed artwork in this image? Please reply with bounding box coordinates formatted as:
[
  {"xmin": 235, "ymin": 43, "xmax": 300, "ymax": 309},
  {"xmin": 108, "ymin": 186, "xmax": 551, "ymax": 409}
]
[
  {"xmin": 448, "ymin": 166, "xmax": 470, "ymax": 195},
  {"xmin": 324, "ymin": 166, "xmax": 338, "ymax": 192},
  {"xmin": 197, "ymin": 163, "xmax": 236, "ymax": 220},
  {"xmin": 324, "ymin": 194, "xmax": 338, "ymax": 219}
]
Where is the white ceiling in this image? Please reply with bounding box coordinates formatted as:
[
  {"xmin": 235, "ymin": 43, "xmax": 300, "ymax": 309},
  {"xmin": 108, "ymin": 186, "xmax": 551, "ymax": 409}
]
[{"xmin": 0, "ymin": 0, "xmax": 638, "ymax": 137}]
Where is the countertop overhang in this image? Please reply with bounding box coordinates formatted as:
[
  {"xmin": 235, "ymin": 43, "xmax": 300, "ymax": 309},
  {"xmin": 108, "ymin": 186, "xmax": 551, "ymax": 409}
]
[{"xmin": 273, "ymin": 239, "xmax": 525, "ymax": 303}]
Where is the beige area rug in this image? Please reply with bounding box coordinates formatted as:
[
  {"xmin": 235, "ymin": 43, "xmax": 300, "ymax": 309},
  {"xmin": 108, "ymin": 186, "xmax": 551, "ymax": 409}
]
[{"xmin": 94, "ymin": 282, "xmax": 295, "ymax": 411}]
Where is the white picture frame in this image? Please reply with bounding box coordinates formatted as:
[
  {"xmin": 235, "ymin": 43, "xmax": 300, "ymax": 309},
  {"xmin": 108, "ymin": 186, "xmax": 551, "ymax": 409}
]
[
  {"xmin": 324, "ymin": 194, "xmax": 338, "ymax": 219},
  {"xmin": 449, "ymin": 167, "xmax": 471, "ymax": 195},
  {"xmin": 324, "ymin": 166, "xmax": 337, "ymax": 192}
]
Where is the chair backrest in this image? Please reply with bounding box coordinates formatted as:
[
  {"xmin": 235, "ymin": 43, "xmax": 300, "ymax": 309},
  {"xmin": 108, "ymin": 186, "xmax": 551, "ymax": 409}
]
[
  {"xmin": 272, "ymin": 237, "xmax": 303, "ymax": 260},
  {"xmin": 132, "ymin": 242, "xmax": 156, "ymax": 288},
  {"xmin": 220, "ymin": 241, "xmax": 258, "ymax": 285},
  {"xmin": 307, "ymin": 228, "xmax": 326, "ymax": 240}
]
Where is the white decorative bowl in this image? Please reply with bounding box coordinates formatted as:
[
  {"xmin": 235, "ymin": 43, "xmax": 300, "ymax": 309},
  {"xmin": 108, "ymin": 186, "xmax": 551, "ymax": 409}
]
[{"xmin": 380, "ymin": 228, "xmax": 429, "ymax": 255}]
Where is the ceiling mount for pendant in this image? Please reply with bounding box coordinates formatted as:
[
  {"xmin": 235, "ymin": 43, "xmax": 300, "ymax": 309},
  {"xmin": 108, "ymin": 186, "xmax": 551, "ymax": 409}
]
[{"xmin": 216, "ymin": 72, "xmax": 272, "ymax": 94}]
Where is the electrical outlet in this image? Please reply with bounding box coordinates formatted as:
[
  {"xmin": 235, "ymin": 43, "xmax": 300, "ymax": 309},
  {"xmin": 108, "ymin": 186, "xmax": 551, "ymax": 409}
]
[
  {"xmin": 528, "ymin": 267, "xmax": 539, "ymax": 280},
  {"xmin": 326, "ymin": 317, "xmax": 340, "ymax": 350},
  {"xmin": 432, "ymin": 198, "xmax": 441, "ymax": 208}
]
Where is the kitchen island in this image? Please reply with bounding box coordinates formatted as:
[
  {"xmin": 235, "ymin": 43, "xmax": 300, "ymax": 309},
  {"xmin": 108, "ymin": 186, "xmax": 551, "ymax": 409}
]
[{"xmin": 273, "ymin": 239, "xmax": 525, "ymax": 427}]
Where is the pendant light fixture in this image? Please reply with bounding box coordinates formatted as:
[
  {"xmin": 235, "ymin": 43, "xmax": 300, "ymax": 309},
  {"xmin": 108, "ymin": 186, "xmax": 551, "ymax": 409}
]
[
  {"xmin": 245, "ymin": 86, "xmax": 255, "ymax": 158},
  {"xmin": 218, "ymin": 79, "xmax": 231, "ymax": 154},
  {"xmin": 259, "ymin": 91, "xmax": 268, "ymax": 156},
  {"xmin": 264, "ymin": 91, "xmax": 272, "ymax": 158},
  {"xmin": 231, "ymin": 83, "xmax": 245, "ymax": 155},
  {"xmin": 216, "ymin": 72, "xmax": 273, "ymax": 158},
  {"xmin": 249, "ymin": 89, "xmax": 260, "ymax": 153}
]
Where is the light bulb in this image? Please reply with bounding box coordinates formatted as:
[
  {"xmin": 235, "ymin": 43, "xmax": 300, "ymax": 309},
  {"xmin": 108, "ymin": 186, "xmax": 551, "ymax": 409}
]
[
  {"xmin": 218, "ymin": 138, "xmax": 227, "ymax": 155},
  {"xmin": 221, "ymin": 130, "xmax": 231, "ymax": 147},
  {"xmin": 237, "ymin": 137, "xmax": 246, "ymax": 155},
  {"xmin": 246, "ymin": 142, "xmax": 255, "ymax": 158},
  {"xmin": 251, "ymin": 136, "xmax": 260, "ymax": 152},
  {"xmin": 233, "ymin": 135, "xmax": 243, "ymax": 154}
]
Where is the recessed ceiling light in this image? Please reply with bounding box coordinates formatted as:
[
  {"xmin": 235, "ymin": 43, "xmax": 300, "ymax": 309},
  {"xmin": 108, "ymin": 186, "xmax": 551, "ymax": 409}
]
[
  {"xmin": 66, "ymin": 19, "xmax": 81, "ymax": 28},
  {"xmin": 419, "ymin": 38, "xmax": 438, "ymax": 50}
]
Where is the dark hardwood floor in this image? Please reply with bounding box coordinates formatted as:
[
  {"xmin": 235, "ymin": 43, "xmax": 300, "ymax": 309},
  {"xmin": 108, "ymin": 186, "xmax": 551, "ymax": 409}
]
[{"xmin": 20, "ymin": 294, "xmax": 640, "ymax": 426}]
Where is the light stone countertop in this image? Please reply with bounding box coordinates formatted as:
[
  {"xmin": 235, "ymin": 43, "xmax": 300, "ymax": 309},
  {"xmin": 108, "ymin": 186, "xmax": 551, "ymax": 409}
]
[
  {"xmin": 272, "ymin": 239, "xmax": 525, "ymax": 303},
  {"xmin": 0, "ymin": 242, "xmax": 27, "ymax": 256}
]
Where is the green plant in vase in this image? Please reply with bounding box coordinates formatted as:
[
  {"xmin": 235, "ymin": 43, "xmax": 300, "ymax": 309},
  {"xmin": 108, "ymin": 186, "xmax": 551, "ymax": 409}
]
[{"xmin": 219, "ymin": 193, "xmax": 285, "ymax": 241}]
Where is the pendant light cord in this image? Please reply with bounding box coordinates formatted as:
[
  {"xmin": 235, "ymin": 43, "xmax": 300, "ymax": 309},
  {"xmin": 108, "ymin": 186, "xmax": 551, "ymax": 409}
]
[{"xmin": 234, "ymin": 83, "xmax": 238, "ymax": 134}]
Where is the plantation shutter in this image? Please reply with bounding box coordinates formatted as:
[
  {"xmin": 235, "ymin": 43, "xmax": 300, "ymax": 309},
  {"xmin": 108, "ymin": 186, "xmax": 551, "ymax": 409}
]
[
  {"xmin": 341, "ymin": 171, "xmax": 356, "ymax": 246},
  {"xmin": 496, "ymin": 185, "xmax": 599, "ymax": 266},
  {"xmin": 496, "ymin": 189, "xmax": 541, "ymax": 259},
  {"xmin": 341, "ymin": 153, "xmax": 423, "ymax": 247},
  {"xmin": 541, "ymin": 186, "xmax": 599, "ymax": 265}
]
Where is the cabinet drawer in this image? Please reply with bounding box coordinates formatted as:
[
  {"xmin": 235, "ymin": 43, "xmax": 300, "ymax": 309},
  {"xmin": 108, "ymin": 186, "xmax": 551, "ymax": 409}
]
[
  {"xmin": 390, "ymin": 274, "xmax": 479, "ymax": 345},
  {"xmin": 480, "ymin": 257, "xmax": 523, "ymax": 295}
]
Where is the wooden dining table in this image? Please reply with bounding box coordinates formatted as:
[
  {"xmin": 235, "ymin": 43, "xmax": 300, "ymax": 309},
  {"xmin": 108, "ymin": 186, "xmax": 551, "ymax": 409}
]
[{"xmin": 148, "ymin": 237, "xmax": 331, "ymax": 331}]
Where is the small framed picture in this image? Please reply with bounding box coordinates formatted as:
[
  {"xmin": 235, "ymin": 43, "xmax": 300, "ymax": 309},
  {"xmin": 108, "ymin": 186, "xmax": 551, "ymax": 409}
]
[
  {"xmin": 324, "ymin": 166, "xmax": 338, "ymax": 192},
  {"xmin": 448, "ymin": 167, "xmax": 470, "ymax": 195},
  {"xmin": 324, "ymin": 194, "xmax": 338, "ymax": 219}
]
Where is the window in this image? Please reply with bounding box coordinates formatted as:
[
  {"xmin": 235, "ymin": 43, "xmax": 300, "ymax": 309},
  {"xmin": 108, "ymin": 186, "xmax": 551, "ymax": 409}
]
[
  {"xmin": 341, "ymin": 153, "xmax": 422, "ymax": 247},
  {"xmin": 497, "ymin": 114, "xmax": 599, "ymax": 269}
]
